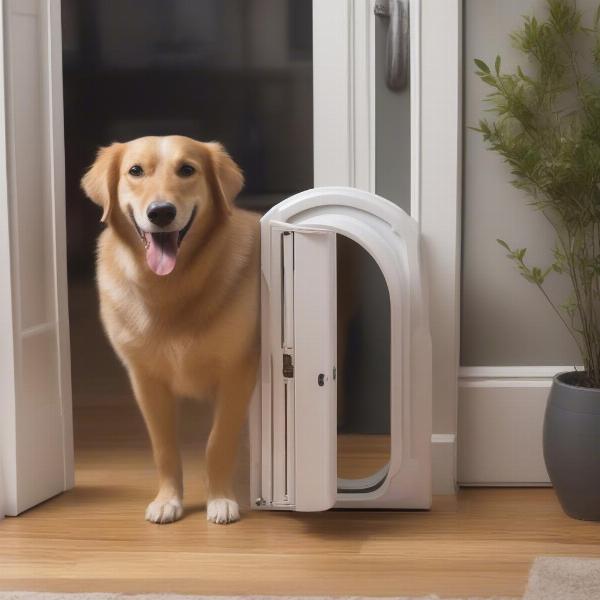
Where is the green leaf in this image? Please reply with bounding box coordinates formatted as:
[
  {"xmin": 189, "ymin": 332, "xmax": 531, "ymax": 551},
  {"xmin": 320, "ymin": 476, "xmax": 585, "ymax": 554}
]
[
  {"xmin": 496, "ymin": 238, "xmax": 511, "ymax": 251},
  {"xmin": 480, "ymin": 75, "xmax": 498, "ymax": 87},
  {"xmin": 531, "ymin": 266, "xmax": 545, "ymax": 284},
  {"xmin": 474, "ymin": 58, "xmax": 490, "ymax": 74},
  {"xmin": 495, "ymin": 55, "xmax": 501, "ymax": 74}
]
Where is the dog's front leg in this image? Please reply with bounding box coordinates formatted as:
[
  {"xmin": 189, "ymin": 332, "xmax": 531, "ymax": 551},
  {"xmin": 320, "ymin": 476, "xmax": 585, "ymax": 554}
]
[
  {"xmin": 205, "ymin": 363, "xmax": 255, "ymax": 524},
  {"xmin": 130, "ymin": 369, "xmax": 183, "ymax": 524}
]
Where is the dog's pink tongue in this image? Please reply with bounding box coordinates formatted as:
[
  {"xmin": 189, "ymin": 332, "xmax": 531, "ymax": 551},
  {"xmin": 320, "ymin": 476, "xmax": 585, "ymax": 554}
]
[{"xmin": 145, "ymin": 232, "xmax": 178, "ymax": 276}]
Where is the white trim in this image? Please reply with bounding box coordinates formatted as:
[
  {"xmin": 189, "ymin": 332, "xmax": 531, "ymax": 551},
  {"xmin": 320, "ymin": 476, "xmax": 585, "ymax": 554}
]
[
  {"xmin": 351, "ymin": 0, "xmax": 375, "ymax": 192},
  {"xmin": 0, "ymin": 0, "xmax": 73, "ymax": 515},
  {"xmin": 458, "ymin": 367, "xmax": 555, "ymax": 485},
  {"xmin": 21, "ymin": 322, "xmax": 55, "ymax": 339},
  {"xmin": 459, "ymin": 366, "xmax": 580, "ymax": 388},
  {"xmin": 460, "ymin": 365, "xmax": 579, "ymax": 379},
  {"xmin": 47, "ymin": 0, "xmax": 74, "ymax": 491},
  {"xmin": 313, "ymin": 0, "xmax": 375, "ymax": 190},
  {"xmin": 432, "ymin": 433, "xmax": 457, "ymax": 495},
  {"xmin": 419, "ymin": 0, "xmax": 462, "ymax": 491},
  {"xmin": 410, "ymin": 0, "xmax": 422, "ymax": 221},
  {"xmin": 0, "ymin": 0, "xmax": 16, "ymax": 520},
  {"xmin": 461, "ymin": 379, "xmax": 553, "ymax": 389},
  {"xmin": 313, "ymin": 0, "xmax": 352, "ymax": 187}
]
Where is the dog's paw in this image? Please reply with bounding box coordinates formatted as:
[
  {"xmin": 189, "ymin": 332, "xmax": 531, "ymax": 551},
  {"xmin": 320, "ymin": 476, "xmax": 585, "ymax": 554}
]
[
  {"xmin": 206, "ymin": 498, "xmax": 240, "ymax": 524},
  {"xmin": 145, "ymin": 497, "xmax": 183, "ymax": 524}
]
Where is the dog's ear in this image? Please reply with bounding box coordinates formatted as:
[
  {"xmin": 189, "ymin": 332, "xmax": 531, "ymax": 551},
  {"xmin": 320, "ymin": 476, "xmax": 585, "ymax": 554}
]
[
  {"xmin": 205, "ymin": 142, "xmax": 244, "ymax": 217},
  {"xmin": 81, "ymin": 143, "xmax": 124, "ymax": 223}
]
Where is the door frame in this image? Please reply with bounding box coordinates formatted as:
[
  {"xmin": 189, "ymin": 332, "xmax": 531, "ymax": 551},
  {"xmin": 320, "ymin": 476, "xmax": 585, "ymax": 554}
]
[
  {"xmin": 0, "ymin": 0, "xmax": 14, "ymax": 519},
  {"xmin": 0, "ymin": 0, "xmax": 462, "ymax": 513},
  {"xmin": 0, "ymin": 0, "xmax": 73, "ymax": 517},
  {"xmin": 313, "ymin": 0, "xmax": 462, "ymax": 494}
]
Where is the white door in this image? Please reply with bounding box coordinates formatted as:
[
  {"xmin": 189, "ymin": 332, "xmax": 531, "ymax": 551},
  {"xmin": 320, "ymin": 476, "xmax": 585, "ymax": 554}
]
[{"xmin": 0, "ymin": 0, "xmax": 73, "ymax": 516}]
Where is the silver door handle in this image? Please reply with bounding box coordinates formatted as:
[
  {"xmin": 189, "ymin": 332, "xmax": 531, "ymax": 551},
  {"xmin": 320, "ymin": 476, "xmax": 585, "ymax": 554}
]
[{"xmin": 374, "ymin": 0, "xmax": 409, "ymax": 91}]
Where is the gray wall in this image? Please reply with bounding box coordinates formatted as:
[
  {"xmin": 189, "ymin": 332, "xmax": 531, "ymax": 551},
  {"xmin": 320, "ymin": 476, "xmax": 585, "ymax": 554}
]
[{"xmin": 461, "ymin": 0, "xmax": 587, "ymax": 366}]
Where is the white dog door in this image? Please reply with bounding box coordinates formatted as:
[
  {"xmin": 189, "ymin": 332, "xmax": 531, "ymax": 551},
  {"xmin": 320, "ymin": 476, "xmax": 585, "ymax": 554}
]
[{"xmin": 250, "ymin": 187, "xmax": 432, "ymax": 511}]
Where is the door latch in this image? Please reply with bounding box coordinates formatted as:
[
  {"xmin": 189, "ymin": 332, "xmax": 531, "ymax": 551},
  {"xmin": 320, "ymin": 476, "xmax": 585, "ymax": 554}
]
[{"xmin": 283, "ymin": 353, "xmax": 294, "ymax": 378}]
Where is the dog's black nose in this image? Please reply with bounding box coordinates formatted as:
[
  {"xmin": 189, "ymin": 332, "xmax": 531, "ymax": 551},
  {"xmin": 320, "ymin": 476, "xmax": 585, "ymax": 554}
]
[{"xmin": 147, "ymin": 202, "xmax": 176, "ymax": 227}]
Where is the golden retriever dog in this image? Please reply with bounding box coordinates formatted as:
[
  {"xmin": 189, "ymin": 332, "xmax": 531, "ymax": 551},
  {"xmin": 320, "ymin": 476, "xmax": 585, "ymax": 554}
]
[{"xmin": 81, "ymin": 135, "xmax": 260, "ymax": 525}]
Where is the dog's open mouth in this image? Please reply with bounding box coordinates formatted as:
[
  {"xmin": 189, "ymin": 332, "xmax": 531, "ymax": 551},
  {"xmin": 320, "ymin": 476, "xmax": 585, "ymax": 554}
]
[
  {"xmin": 143, "ymin": 231, "xmax": 179, "ymax": 276},
  {"xmin": 129, "ymin": 207, "xmax": 197, "ymax": 277}
]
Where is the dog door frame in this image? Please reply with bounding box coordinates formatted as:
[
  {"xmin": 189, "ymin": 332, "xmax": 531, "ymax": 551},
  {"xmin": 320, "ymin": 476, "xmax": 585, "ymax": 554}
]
[{"xmin": 250, "ymin": 186, "xmax": 432, "ymax": 511}]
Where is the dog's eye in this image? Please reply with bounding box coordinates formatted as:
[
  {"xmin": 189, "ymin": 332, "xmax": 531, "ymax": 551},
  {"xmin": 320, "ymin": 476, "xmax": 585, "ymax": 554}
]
[
  {"xmin": 178, "ymin": 164, "xmax": 195, "ymax": 178},
  {"xmin": 129, "ymin": 165, "xmax": 144, "ymax": 177}
]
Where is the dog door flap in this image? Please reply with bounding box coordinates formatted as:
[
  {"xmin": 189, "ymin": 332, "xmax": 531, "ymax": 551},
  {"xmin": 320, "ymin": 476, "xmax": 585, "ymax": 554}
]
[
  {"xmin": 260, "ymin": 224, "xmax": 337, "ymax": 511},
  {"xmin": 292, "ymin": 230, "xmax": 337, "ymax": 511}
]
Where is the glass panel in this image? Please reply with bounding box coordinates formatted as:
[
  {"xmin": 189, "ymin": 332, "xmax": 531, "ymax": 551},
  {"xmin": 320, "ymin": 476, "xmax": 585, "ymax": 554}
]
[
  {"xmin": 61, "ymin": 0, "xmax": 314, "ymax": 415},
  {"xmin": 375, "ymin": 3, "xmax": 411, "ymax": 214},
  {"xmin": 62, "ymin": 0, "xmax": 313, "ymax": 276},
  {"xmin": 336, "ymin": 235, "xmax": 391, "ymax": 490}
]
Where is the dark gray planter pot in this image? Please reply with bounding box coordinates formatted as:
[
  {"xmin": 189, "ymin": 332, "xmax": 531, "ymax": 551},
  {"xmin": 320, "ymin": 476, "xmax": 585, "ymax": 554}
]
[{"xmin": 543, "ymin": 371, "xmax": 600, "ymax": 521}]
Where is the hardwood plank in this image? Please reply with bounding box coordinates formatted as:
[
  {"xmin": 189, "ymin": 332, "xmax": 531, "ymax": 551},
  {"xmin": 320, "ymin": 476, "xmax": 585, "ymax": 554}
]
[{"xmin": 2, "ymin": 405, "xmax": 600, "ymax": 598}]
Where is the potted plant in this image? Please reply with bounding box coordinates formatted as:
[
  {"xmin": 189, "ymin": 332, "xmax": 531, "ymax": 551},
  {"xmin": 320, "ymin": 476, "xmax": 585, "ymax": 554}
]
[{"xmin": 474, "ymin": 0, "xmax": 600, "ymax": 520}]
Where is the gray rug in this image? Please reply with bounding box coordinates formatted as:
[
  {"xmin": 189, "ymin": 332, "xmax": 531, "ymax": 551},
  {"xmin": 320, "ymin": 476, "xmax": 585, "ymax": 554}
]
[
  {"xmin": 2, "ymin": 558, "xmax": 600, "ymax": 600},
  {"xmin": 523, "ymin": 556, "xmax": 600, "ymax": 600}
]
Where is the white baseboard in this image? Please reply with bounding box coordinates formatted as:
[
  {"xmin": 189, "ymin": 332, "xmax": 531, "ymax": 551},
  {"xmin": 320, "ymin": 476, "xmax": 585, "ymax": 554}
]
[
  {"xmin": 456, "ymin": 366, "xmax": 573, "ymax": 485},
  {"xmin": 432, "ymin": 433, "xmax": 457, "ymax": 495}
]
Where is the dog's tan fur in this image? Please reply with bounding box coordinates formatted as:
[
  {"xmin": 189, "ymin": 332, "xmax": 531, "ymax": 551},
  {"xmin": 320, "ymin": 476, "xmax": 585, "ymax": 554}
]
[{"xmin": 81, "ymin": 135, "xmax": 259, "ymax": 524}]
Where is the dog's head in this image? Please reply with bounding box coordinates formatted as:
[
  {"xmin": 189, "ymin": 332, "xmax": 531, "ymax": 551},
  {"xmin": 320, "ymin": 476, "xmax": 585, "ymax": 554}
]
[{"xmin": 81, "ymin": 136, "xmax": 244, "ymax": 276}]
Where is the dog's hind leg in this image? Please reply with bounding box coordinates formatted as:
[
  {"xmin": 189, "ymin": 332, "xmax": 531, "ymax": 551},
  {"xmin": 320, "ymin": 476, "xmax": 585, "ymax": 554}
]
[
  {"xmin": 130, "ymin": 369, "xmax": 183, "ymax": 524},
  {"xmin": 205, "ymin": 361, "xmax": 256, "ymax": 524}
]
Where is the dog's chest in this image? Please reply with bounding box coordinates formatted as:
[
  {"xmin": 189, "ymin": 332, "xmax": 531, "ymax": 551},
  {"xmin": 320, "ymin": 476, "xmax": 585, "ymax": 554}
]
[
  {"xmin": 148, "ymin": 336, "xmax": 216, "ymax": 398},
  {"xmin": 125, "ymin": 324, "xmax": 219, "ymax": 398},
  {"xmin": 102, "ymin": 291, "xmax": 218, "ymax": 393}
]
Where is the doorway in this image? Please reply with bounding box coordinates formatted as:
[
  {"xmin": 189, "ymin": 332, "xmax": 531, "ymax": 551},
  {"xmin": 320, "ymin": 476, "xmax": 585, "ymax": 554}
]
[
  {"xmin": 61, "ymin": 0, "xmax": 405, "ymax": 508},
  {"xmin": 0, "ymin": 0, "xmax": 461, "ymax": 516},
  {"xmin": 61, "ymin": 0, "xmax": 314, "ymax": 508}
]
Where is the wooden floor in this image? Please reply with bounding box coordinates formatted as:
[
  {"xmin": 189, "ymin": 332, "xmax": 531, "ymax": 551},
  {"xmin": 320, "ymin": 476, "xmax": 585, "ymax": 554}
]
[
  {"xmin": 2, "ymin": 403, "xmax": 600, "ymax": 598},
  {"xmin": 2, "ymin": 280, "xmax": 598, "ymax": 598}
]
